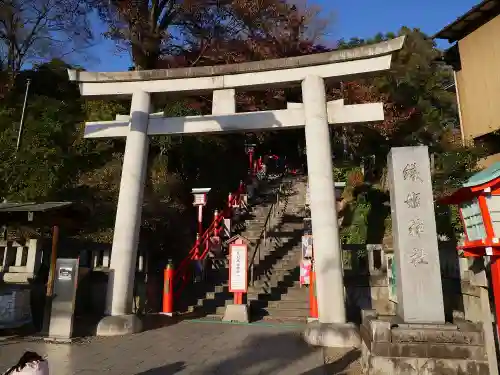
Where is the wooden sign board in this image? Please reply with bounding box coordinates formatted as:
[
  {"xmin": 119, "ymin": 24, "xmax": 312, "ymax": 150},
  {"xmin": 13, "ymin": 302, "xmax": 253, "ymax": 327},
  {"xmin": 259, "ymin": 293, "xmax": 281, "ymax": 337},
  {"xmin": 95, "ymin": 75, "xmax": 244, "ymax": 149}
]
[
  {"xmin": 229, "ymin": 243, "xmax": 248, "ymax": 293},
  {"xmin": 386, "ymin": 253, "xmax": 398, "ymax": 303}
]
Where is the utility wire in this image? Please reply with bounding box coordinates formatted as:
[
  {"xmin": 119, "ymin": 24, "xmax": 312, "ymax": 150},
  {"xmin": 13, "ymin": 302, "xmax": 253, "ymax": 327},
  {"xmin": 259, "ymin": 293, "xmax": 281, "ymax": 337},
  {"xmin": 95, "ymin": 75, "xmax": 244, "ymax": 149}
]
[{"xmin": 15, "ymin": 78, "xmax": 31, "ymax": 155}]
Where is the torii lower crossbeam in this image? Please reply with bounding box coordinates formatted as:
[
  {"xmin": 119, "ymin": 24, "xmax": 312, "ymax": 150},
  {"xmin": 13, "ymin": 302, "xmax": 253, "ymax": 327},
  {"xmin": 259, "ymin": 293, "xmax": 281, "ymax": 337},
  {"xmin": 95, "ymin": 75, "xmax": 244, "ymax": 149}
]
[{"xmin": 83, "ymin": 101, "xmax": 384, "ymax": 139}]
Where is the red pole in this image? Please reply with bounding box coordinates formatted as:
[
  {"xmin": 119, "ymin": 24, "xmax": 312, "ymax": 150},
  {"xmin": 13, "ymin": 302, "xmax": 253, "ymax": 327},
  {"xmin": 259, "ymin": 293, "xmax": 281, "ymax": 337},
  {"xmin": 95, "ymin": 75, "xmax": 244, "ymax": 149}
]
[
  {"xmin": 194, "ymin": 233, "xmax": 200, "ymax": 260},
  {"xmin": 213, "ymin": 210, "xmax": 219, "ymax": 236},
  {"xmin": 234, "ymin": 292, "xmax": 243, "ymax": 305},
  {"xmin": 162, "ymin": 260, "xmax": 174, "ymax": 316},
  {"xmin": 197, "ymin": 205, "xmax": 203, "ymax": 238},
  {"xmin": 309, "ymin": 264, "xmax": 318, "ymax": 320},
  {"xmin": 490, "ymin": 257, "xmax": 500, "ymax": 336}
]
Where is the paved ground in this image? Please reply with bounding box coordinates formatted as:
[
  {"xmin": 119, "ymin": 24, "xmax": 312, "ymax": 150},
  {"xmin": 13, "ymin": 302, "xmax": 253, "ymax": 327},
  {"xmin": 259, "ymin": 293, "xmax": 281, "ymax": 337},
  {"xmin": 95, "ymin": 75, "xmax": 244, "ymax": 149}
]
[{"xmin": 0, "ymin": 320, "xmax": 332, "ymax": 375}]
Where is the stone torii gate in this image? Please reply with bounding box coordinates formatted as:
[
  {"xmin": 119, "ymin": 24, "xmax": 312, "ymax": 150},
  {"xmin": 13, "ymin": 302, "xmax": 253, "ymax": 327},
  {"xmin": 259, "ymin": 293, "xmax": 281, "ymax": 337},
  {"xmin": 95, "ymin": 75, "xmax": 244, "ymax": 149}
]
[{"xmin": 68, "ymin": 36, "xmax": 404, "ymax": 336}]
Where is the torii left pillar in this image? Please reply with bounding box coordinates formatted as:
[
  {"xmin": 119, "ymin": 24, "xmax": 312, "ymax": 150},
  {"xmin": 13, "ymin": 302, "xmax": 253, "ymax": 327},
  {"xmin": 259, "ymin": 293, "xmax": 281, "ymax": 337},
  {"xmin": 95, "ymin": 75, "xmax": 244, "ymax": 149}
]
[{"xmin": 97, "ymin": 91, "xmax": 150, "ymax": 336}]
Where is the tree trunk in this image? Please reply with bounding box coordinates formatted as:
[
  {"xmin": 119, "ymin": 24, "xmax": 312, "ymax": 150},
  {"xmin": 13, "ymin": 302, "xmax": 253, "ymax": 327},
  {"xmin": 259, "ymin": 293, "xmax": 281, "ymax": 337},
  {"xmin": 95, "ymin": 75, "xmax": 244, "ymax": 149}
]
[{"xmin": 131, "ymin": 33, "xmax": 161, "ymax": 70}]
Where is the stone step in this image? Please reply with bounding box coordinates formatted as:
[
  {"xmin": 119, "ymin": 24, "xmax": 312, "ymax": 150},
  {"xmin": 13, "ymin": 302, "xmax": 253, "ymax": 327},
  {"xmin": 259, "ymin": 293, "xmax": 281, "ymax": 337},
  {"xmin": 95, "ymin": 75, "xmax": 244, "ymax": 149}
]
[
  {"xmin": 251, "ymin": 251, "xmax": 301, "ymax": 266},
  {"xmin": 250, "ymin": 299, "xmax": 309, "ymax": 310},
  {"xmin": 244, "ymin": 234, "xmax": 267, "ymax": 240},
  {"xmin": 264, "ymin": 258, "xmax": 302, "ymax": 270},
  {"xmin": 204, "ymin": 291, "xmax": 231, "ymax": 300},
  {"xmin": 252, "ymin": 306, "xmax": 310, "ymax": 318},
  {"xmin": 248, "ymin": 284, "xmax": 303, "ymax": 295},
  {"xmin": 201, "ymin": 313, "xmax": 308, "ymax": 324},
  {"xmin": 256, "ymin": 265, "xmax": 299, "ymax": 279},
  {"xmin": 257, "ymin": 315, "xmax": 308, "ymax": 323},
  {"xmin": 254, "ymin": 247, "xmax": 301, "ymax": 261},
  {"xmin": 256, "ymin": 269, "xmax": 298, "ymax": 282},
  {"xmin": 196, "ymin": 297, "xmax": 233, "ymax": 308},
  {"xmin": 203, "ymin": 284, "xmax": 308, "ymax": 302},
  {"xmin": 243, "ymin": 224, "xmax": 280, "ymax": 234},
  {"xmin": 252, "ymin": 264, "xmax": 298, "ymax": 277},
  {"xmin": 247, "ymin": 289, "xmax": 309, "ymax": 301},
  {"xmin": 182, "ymin": 182, "xmax": 312, "ymax": 322},
  {"xmin": 248, "ymin": 280, "xmax": 302, "ymax": 293},
  {"xmin": 213, "ymin": 285, "xmax": 230, "ymax": 293},
  {"xmin": 252, "ymin": 275, "xmax": 299, "ymax": 287},
  {"xmin": 246, "ymin": 218, "xmax": 274, "ymax": 225},
  {"xmin": 199, "ymin": 304, "xmax": 309, "ymax": 318},
  {"xmin": 252, "ymin": 270, "xmax": 299, "ymax": 284},
  {"xmin": 192, "ymin": 282, "xmax": 303, "ymax": 300}
]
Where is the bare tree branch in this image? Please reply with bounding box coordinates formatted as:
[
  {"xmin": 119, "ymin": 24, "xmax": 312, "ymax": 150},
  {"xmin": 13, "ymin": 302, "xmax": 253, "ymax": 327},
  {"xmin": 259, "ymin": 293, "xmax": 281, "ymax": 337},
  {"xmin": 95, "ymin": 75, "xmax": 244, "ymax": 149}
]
[{"xmin": 0, "ymin": 0, "xmax": 95, "ymax": 75}]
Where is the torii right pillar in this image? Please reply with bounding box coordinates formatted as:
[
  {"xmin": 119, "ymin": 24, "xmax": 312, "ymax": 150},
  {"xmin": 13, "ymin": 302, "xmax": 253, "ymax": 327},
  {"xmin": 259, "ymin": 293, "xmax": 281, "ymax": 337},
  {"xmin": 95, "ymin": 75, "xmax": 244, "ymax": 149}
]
[{"xmin": 302, "ymin": 75, "xmax": 360, "ymax": 347}]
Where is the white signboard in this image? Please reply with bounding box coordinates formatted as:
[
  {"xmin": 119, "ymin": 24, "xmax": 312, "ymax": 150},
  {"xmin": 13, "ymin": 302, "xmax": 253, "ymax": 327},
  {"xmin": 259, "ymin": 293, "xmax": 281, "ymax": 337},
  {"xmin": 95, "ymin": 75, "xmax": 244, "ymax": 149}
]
[
  {"xmin": 193, "ymin": 193, "xmax": 206, "ymax": 206},
  {"xmin": 302, "ymin": 235, "xmax": 313, "ymax": 258},
  {"xmin": 58, "ymin": 267, "xmax": 73, "ymax": 281},
  {"xmin": 229, "ymin": 244, "xmax": 248, "ymax": 292}
]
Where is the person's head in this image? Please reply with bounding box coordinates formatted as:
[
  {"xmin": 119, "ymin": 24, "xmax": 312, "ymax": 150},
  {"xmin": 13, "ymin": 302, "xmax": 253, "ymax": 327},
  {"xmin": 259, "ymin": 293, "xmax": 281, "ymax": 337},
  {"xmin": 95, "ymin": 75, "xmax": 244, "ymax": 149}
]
[{"xmin": 4, "ymin": 351, "xmax": 45, "ymax": 374}]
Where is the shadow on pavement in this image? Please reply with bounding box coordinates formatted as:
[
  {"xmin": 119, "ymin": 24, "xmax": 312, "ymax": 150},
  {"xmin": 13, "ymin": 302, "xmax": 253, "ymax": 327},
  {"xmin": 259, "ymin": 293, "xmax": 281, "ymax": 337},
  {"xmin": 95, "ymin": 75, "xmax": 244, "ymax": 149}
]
[
  {"xmin": 300, "ymin": 349, "xmax": 361, "ymax": 375},
  {"xmin": 135, "ymin": 361, "xmax": 186, "ymax": 375},
  {"xmin": 197, "ymin": 331, "xmax": 320, "ymax": 375},
  {"xmin": 131, "ymin": 330, "xmax": 322, "ymax": 375}
]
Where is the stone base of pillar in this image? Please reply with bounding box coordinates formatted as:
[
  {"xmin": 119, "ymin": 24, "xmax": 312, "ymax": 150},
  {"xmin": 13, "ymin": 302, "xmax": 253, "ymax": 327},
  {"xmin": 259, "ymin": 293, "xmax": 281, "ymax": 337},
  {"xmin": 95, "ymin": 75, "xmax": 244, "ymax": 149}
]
[
  {"xmin": 96, "ymin": 314, "xmax": 143, "ymax": 336},
  {"xmin": 302, "ymin": 322, "xmax": 361, "ymax": 348},
  {"xmin": 360, "ymin": 310, "xmax": 489, "ymax": 375},
  {"xmin": 222, "ymin": 304, "xmax": 249, "ymax": 323}
]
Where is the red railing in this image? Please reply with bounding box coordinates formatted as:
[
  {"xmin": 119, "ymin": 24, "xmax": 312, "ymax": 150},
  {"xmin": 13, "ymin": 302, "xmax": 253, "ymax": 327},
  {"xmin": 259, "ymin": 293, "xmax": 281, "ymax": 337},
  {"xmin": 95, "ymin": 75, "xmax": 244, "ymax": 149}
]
[{"xmin": 173, "ymin": 182, "xmax": 246, "ymax": 300}]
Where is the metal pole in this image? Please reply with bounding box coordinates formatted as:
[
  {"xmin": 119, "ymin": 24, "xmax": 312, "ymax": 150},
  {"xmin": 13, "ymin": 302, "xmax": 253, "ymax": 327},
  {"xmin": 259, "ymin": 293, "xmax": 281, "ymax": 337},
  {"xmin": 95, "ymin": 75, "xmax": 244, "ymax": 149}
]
[
  {"xmin": 15, "ymin": 78, "xmax": 31, "ymax": 155},
  {"xmin": 46, "ymin": 225, "xmax": 60, "ymax": 298},
  {"xmin": 42, "ymin": 224, "xmax": 59, "ymax": 333}
]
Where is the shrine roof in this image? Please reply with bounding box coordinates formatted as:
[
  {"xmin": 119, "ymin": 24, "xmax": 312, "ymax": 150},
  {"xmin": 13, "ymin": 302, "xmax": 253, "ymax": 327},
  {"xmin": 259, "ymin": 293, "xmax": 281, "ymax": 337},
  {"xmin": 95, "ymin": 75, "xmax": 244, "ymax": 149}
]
[
  {"xmin": 464, "ymin": 162, "xmax": 500, "ymax": 187},
  {"xmin": 68, "ymin": 37, "xmax": 405, "ymax": 83},
  {"xmin": 433, "ymin": 0, "xmax": 500, "ymax": 42},
  {"xmin": 0, "ymin": 202, "xmax": 72, "ymax": 212}
]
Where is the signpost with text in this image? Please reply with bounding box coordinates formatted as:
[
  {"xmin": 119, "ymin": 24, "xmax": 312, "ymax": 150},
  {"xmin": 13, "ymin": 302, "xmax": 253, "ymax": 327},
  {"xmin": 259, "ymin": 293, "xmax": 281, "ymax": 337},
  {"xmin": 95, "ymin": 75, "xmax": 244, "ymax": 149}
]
[{"xmin": 229, "ymin": 240, "xmax": 248, "ymax": 304}]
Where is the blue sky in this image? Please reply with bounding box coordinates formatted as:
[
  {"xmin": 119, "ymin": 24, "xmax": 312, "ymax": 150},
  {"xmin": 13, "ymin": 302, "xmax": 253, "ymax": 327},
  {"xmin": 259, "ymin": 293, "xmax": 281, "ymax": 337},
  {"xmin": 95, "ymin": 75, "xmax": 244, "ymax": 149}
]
[{"xmin": 85, "ymin": 0, "xmax": 480, "ymax": 72}]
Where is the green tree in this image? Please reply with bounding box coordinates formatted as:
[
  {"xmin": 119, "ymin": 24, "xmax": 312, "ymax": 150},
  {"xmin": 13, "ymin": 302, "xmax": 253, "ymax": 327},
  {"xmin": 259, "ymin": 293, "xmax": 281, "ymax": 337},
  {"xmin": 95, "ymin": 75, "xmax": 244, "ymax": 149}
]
[
  {"xmin": 0, "ymin": 60, "xmax": 128, "ymax": 243},
  {"xmin": 332, "ymin": 28, "xmax": 486, "ymax": 242},
  {"xmin": 0, "ymin": 60, "xmax": 84, "ymax": 201}
]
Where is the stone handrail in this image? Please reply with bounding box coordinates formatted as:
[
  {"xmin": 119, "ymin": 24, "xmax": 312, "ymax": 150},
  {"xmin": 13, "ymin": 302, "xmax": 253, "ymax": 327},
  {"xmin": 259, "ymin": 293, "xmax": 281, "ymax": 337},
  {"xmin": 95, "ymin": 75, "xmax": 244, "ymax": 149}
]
[{"xmin": 248, "ymin": 182, "xmax": 289, "ymax": 286}]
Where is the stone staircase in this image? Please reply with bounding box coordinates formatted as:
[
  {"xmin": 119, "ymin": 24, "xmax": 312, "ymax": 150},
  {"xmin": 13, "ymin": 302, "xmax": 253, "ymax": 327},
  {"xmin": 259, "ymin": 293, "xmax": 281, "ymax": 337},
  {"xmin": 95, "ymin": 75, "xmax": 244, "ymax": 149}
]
[{"xmin": 182, "ymin": 176, "xmax": 310, "ymax": 322}]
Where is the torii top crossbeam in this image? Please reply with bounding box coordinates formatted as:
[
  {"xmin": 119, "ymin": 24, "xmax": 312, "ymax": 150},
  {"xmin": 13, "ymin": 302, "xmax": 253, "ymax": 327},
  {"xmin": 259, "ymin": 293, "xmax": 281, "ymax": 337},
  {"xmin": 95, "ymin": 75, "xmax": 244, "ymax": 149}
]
[{"xmin": 68, "ymin": 37, "xmax": 405, "ymax": 98}]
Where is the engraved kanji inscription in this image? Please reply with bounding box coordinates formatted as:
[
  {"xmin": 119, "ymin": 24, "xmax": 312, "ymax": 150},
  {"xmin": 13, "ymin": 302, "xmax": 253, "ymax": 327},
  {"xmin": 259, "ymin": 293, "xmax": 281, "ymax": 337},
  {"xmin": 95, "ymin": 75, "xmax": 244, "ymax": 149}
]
[
  {"xmin": 409, "ymin": 248, "xmax": 428, "ymax": 267},
  {"xmin": 404, "ymin": 192, "xmax": 421, "ymax": 209},
  {"xmin": 408, "ymin": 219, "xmax": 424, "ymax": 237},
  {"xmin": 402, "ymin": 163, "xmax": 423, "ymax": 182}
]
